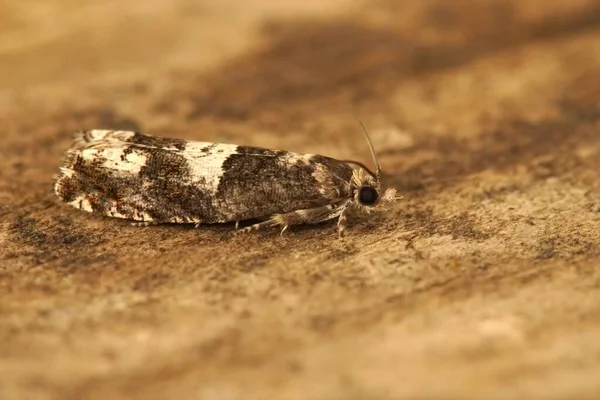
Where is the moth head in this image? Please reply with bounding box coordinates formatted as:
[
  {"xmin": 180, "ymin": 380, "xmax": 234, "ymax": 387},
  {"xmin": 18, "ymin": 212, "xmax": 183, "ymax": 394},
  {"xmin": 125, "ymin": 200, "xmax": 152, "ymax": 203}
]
[
  {"xmin": 344, "ymin": 119, "xmax": 400, "ymax": 210},
  {"xmin": 349, "ymin": 168, "xmax": 398, "ymax": 210}
]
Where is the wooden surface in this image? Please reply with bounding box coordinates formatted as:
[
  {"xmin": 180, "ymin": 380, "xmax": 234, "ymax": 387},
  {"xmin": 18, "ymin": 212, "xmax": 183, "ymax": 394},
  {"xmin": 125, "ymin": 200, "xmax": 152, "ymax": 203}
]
[{"xmin": 1, "ymin": 1, "xmax": 599, "ymax": 399}]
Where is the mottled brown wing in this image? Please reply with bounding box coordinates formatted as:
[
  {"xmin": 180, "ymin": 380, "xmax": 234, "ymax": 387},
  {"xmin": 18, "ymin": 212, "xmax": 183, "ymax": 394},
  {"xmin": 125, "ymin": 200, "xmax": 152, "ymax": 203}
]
[{"xmin": 55, "ymin": 131, "xmax": 354, "ymax": 224}]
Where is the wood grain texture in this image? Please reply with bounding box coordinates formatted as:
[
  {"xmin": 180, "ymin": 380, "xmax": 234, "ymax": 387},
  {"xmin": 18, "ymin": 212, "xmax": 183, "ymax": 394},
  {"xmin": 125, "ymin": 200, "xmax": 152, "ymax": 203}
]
[{"xmin": 1, "ymin": 1, "xmax": 599, "ymax": 399}]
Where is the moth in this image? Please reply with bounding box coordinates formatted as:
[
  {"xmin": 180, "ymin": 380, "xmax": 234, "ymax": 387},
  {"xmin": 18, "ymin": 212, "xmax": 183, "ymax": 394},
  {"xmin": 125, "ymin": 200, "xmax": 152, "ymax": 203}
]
[{"xmin": 54, "ymin": 124, "xmax": 398, "ymax": 236}]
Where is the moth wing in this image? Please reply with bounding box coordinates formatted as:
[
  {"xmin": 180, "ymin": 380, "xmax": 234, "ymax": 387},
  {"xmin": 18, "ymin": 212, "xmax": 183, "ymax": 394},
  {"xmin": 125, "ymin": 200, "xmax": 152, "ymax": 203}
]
[
  {"xmin": 54, "ymin": 142, "xmax": 286, "ymax": 224},
  {"xmin": 73, "ymin": 130, "xmax": 239, "ymax": 156},
  {"xmin": 211, "ymin": 151, "xmax": 355, "ymax": 221},
  {"xmin": 57, "ymin": 131, "xmax": 356, "ymax": 224},
  {"xmin": 54, "ymin": 145, "xmax": 199, "ymax": 224}
]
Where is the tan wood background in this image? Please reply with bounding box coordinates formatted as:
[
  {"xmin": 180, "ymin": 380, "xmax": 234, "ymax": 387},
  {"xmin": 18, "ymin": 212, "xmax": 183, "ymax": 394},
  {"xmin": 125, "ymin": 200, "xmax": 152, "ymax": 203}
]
[{"xmin": 1, "ymin": 1, "xmax": 599, "ymax": 399}]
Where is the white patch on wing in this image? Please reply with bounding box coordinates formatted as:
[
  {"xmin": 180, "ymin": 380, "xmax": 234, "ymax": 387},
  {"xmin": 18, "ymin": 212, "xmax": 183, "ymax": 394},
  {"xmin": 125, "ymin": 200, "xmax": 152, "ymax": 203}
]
[
  {"xmin": 182, "ymin": 142, "xmax": 240, "ymax": 191},
  {"xmin": 69, "ymin": 195, "xmax": 94, "ymax": 213},
  {"xmin": 123, "ymin": 149, "xmax": 149, "ymax": 173},
  {"xmin": 75, "ymin": 130, "xmax": 136, "ymax": 149},
  {"xmin": 104, "ymin": 206, "xmax": 128, "ymax": 219},
  {"xmin": 102, "ymin": 205, "xmax": 154, "ymax": 222},
  {"xmin": 134, "ymin": 210, "xmax": 154, "ymax": 222},
  {"xmin": 277, "ymin": 152, "xmax": 313, "ymax": 167},
  {"xmin": 59, "ymin": 167, "xmax": 74, "ymax": 178},
  {"xmin": 182, "ymin": 141, "xmax": 217, "ymax": 153},
  {"xmin": 88, "ymin": 130, "xmax": 135, "ymax": 142},
  {"xmin": 79, "ymin": 147, "xmax": 148, "ymax": 175},
  {"xmin": 312, "ymin": 163, "xmax": 345, "ymax": 199}
]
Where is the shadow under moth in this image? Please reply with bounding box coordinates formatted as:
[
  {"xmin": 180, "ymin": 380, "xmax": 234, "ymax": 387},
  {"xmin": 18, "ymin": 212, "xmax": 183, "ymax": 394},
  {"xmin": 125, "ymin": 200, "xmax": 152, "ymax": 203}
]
[{"xmin": 54, "ymin": 124, "xmax": 398, "ymax": 236}]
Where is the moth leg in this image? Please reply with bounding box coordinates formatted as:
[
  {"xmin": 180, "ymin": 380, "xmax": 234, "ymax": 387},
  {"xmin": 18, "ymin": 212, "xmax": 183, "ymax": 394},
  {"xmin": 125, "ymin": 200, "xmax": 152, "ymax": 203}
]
[
  {"xmin": 234, "ymin": 219, "xmax": 279, "ymax": 235},
  {"xmin": 280, "ymin": 224, "xmax": 289, "ymax": 236},
  {"xmin": 130, "ymin": 221, "xmax": 160, "ymax": 227},
  {"xmin": 235, "ymin": 221, "xmax": 240, "ymax": 230},
  {"xmin": 237, "ymin": 202, "xmax": 349, "ymax": 235},
  {"xmin": 337, "ymin": 206, "xmax": 350, "ymax": 237}
]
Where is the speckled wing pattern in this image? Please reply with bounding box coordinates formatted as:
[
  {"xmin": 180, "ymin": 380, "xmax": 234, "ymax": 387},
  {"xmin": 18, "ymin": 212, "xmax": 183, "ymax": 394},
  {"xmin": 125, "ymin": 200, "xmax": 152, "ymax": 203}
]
[{"xmin": 54, "ymin": 130, "xmax": 354, "ymax": 225}]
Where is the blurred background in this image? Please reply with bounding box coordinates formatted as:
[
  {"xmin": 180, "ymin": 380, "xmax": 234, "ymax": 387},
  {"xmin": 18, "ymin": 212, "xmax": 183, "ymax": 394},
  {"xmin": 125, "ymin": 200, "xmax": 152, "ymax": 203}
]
[{"xmin": 1, "ymin": 1, "xmax": 599, "ymax": 399}]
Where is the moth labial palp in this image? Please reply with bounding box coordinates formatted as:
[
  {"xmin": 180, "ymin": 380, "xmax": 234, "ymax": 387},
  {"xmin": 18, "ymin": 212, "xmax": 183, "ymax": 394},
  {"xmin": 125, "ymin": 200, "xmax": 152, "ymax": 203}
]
[{"xmin": 54, "ymin": 124, "xmax": 400, "ymax": 236}]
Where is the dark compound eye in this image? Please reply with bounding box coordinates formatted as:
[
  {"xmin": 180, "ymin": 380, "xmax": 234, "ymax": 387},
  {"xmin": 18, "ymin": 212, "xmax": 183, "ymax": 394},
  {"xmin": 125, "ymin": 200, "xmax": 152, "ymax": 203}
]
[{"xmin": 358, "ymin": 186, "xmax": 379, "ymax": 206}]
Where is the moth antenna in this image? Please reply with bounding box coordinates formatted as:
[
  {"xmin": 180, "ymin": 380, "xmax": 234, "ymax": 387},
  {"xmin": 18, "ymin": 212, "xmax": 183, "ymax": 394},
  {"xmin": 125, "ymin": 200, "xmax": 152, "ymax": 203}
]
[{"xmin": 355, "ymin": 117, "xmax": 381, "ymax": 181}]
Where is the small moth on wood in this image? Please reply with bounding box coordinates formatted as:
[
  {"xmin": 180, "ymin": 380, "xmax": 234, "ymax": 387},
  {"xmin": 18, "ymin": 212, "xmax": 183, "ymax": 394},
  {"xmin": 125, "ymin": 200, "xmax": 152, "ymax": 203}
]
[{"xmin": 54, "ymin": 125, "xmax": 398, "ymax": 236}]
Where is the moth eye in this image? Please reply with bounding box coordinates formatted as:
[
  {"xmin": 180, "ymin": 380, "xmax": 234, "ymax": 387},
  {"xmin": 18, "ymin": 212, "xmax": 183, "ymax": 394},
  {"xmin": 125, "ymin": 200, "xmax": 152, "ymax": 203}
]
[{"xmin": 358, "ymin": 186, "xmax": 378, "ymax": 206}]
